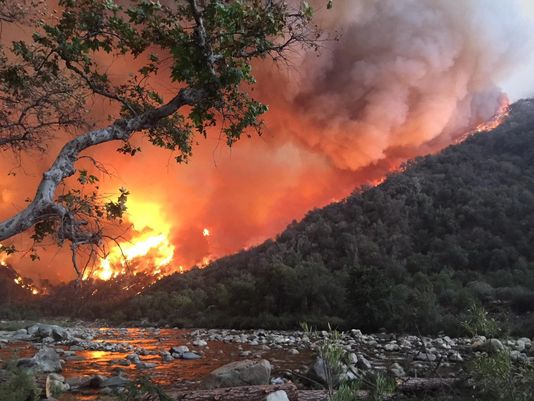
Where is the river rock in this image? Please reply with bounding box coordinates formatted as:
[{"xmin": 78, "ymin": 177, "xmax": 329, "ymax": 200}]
[
  {"xmin": 388, "ymin": 362, "xmax": 405, "ymax": 378},
  {"xmin": 170, "ymin": 345, "xmax": 189, "ymax": 355},
  {"xmin": 266, "ymin": 390, "xmax": 290, "ymax": 401},
  {"xmin": 181, "ymin": 351, "xmax": 202, "ymax": 360},
  {"xmin": 357, "ymin": 354, "xmax": 372, "ymax": 370},
  {"xmin": 200, "ymin": 359, "xmax": 272, "ymax": 389},
  {"xmin": 46, "ymin": 373, "xmax": 69, "ymax": 398},
  {"xmin": 484, "ymin": 339, "xmax": 505, "ymax": 354},
  {"xmin": 193, "ymin": 339, "xmax": 208, "ymax": 347},
  {"xmin": 415, "ymin": 352, "xmax": 437, "ymax": 362},
  {"xmin": 17, "ymin": 347, "xmax": 62, "ymax": 373},
  {"xmin": 27, "ymin": 324, "xmax": 71, "ymax": 341}
]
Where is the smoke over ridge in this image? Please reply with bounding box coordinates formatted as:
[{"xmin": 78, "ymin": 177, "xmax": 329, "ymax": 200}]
[{"xmin": 0, "ymin": 0, "xmax": 532, "ymax": 281}]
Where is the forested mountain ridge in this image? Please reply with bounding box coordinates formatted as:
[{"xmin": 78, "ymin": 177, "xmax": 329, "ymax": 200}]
[{"xmin": 44, "ymin": 99, "xmax": 534, "ymax": 334}]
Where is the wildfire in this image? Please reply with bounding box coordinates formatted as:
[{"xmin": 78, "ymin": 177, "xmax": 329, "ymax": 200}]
[
  {"xmin": 0, "ymin": 245, "xmax": 41, "ymax": 295},
  {"xmin": 90, "ymin": 199, "xmax": 176, "ymax": 281},
  {"xmin": 456, "ymin": 96, "xmax": 510, "ymax": 144}
]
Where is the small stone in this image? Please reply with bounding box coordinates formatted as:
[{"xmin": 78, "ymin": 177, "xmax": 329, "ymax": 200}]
[
  {"xmin": 266, "ymin": 390, "xmax": 289, "ymax": 401},
  {"xmin": 357, "ymin": 354, "xmax": 372, "ymax": 370},
  {"xmin": 415, "ymin": 352, "xmax": 437, "ymax": 362},
  {"xmin": 384, "ymin": 343, "xmax": 400, "ymax": 351},
  {"xmin": 449, "ymin": 352, "xmax": 463, "ymax": 362},
  {"xmin": 181, "ymin": 352, "xmax": 201, "ymax": 360},
  {"xmin": 389, "ymin": 362, "xmax": 405, "ymax": 378},
  {"xmin": 288, "ymin": 349, "xmax": 299, "ymax": 355}
]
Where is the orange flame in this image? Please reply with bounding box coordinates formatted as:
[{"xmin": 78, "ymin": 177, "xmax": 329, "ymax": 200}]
[
  {"xmin": 90, "ymin": 199, "xmax": 177, "ymax": 281},
  {"xmin": 456, "ymin": 96, "xmax": 510, "ymax": 144}
]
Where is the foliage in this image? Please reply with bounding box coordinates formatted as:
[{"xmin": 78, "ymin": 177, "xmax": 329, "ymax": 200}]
[
  {"xmin": 302, "ymin": 323, "xmax": 353, "ymax": 401},
  {"xmin": 302, "ymin": 323, "xmax": 395, "ymax": 401},
  {"xmin": 0, "ymin": 0, "xmax": 321, "ymax": 275},
  {"xmin": 461, "ymin": 302, "xmax": 501, "ymax": 337},
  {"xmin": 0, "ymin": 366, "xmax": 39, "ymax": 401},
  {"xmin": 469, "ymin": 351, "xmax": 534, "ymax": 401},
  {"xmin": 366, "ymin": 372, "xmax": 396, "ymax": 401}
]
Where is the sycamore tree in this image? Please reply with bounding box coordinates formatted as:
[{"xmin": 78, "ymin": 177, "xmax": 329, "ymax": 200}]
[{"xmin": 0, "ymin": 0, "xmax": 323, "ymax": 278}]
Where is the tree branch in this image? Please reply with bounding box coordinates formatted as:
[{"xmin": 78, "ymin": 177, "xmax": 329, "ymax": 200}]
[{"xmin": 0, "ymin": 87, "xmax": 205, "ymax": 243}]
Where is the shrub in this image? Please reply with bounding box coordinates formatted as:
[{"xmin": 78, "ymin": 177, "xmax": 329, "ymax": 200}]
[
  {"xmin": 0, "ymin": 367, "xmax": 39, "ymax": 401},
  {"xmin": 461, "ymin": 302, "xmax": 501, "ymax": 337},
  {"xmin": 469, "ymin": 351, "xmax": 534, "ymax": 401}
]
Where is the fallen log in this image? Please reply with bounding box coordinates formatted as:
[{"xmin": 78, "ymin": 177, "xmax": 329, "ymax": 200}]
[
  {"xmin": 297, "ymin": 390, "xmax": 334, "ymax": 401},
  {"xmin": 170, "ymin": 384, "xmax": 299, "ymax": 401}
]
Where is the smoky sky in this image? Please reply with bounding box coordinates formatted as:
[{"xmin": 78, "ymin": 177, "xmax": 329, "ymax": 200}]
[{"xmin": 1, "ymin": 0, "xmax": 533, "ymax": 282}]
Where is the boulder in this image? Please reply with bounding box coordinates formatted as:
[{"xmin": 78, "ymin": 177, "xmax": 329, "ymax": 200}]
[
  {"xmin": 201, "ymin": 359, "xmax": 272, "ymax": 389},
  {"xmin": 66, "ymin": 376, "xmax": 94, "ymax": 390},
  {"xmin": 17, "ymin": 347, "xmax": 62, "ymax": 373},
  {"xmin": 310, "ymin": 357, "xmax": 345, "ymax": 385},
  {"xmin": 46, "ymin": 373, "xmax": 69, "ymax": 398},
  {"xmin": 170, "ymin": 345, "xmax": 189, "ymax": 355},
  {"xmin": 483, "ymin": 339, "xmax": 505, "ymax": 354},
  {"xmin": 384, "ymin": 343, "xmax": 400, "ymax": 352},
  {"xmin": 27, "ymin": 324, "xmax": 71, "ymax": 341},
  {"xmin": 389, "ymin": 362, "xmax": 406, "ymax": 378}
]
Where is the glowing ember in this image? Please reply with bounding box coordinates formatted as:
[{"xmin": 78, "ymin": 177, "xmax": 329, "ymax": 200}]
[
  {"xmin": 6, "ymin": 266, "xmax": 41, "ymax": 296},
  {"xmin": 203, "ymin": 228, "xmax": 210, "ymax": 237}
]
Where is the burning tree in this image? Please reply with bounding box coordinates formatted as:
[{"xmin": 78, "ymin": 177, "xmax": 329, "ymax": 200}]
[{"xmin": 0, "ymin": 0, "xmax": 322, "ymax": 278}]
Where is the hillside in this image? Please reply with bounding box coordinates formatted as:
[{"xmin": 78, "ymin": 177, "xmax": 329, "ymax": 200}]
[
  {"xmin": 107, "ymin": 98, "xmax": 534, "ymax": 333},
  {"xmin": 32, "ymin": 99, "xmax": 534, "ymax": 334}
]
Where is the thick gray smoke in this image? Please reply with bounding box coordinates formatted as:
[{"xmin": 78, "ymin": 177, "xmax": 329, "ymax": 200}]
[{"xmin": 269, "ymin": 0, "xmax": 531, "ymax": 171}]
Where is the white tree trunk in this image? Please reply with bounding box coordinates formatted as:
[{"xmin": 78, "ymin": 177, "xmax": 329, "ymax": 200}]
[{"xmin": 0, "ymin": 88, "xmax": 203, "ymax": 243}]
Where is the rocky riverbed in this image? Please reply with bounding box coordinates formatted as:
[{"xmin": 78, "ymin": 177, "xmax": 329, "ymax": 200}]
[{"xmin": 0, "ymin": 322, "xmax": 532, "ymax": 400}]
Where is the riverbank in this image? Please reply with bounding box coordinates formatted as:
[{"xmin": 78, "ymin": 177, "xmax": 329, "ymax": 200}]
[{"xmin": 0, "ymin": 322, "xmax": 532, "ymax": 400}]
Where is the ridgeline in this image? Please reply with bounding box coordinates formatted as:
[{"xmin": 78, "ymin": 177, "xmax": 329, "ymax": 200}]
[{"xmin": 13, "ymin": 99, "xmax": 534, "ymax": 335}]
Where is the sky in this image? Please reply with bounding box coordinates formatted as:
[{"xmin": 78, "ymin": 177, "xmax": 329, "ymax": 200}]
[
  {"xmin": 502, "ymin": 0, "xmax": 534, "ymax": 100},
  {"xmin": 2, "ymin": 0, "xmax": 534, "ymax": 283}
]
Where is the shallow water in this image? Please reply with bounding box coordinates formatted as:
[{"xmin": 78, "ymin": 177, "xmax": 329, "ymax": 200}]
[{"xmin": 2, "ymin": 328, "xmax": 313, "ymax": 398}]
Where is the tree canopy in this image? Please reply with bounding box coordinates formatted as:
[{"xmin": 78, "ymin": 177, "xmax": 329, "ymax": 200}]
[{"xmin": 0, "ymin": 0, "xmax": 320, "ymax": 277}]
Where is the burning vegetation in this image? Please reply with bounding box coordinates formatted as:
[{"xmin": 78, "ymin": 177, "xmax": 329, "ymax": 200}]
[{"xmin": 0, "ymin": 244, "xmax": 41, "ymax": 297}]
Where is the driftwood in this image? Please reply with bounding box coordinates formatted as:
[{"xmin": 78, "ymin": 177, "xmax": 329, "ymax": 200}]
[
  {"xmin": 170, "ymin": 384, "xmax": 299, "ymax": 401},
  {"xmin": 297, "ymin": 390, "xmax": 333, "ymax": 401}
]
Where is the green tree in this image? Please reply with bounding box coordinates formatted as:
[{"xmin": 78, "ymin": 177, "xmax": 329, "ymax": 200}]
[{"xmin": 0, "ymin": 0, "xmax": 321, "ymax": 277}]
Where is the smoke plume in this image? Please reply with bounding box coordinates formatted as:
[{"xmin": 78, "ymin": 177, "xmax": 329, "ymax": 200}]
[{"xmin": 0, "ymin": 0, "xmax": 532, "ymax": 282}]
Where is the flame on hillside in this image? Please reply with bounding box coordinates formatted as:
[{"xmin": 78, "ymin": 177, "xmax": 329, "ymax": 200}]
[
  {"xmin": 456, "ymin": 96, "xmax": 511, "ymax": 144},
  {"xmin": 88, "ymin": 200, "xmax": 176, "ymax": 281},
  {"xmin": 0, "ymin": 243, "xmax": 41, "ymax": 295},
  {"xmin": 88, "ymin": 200, "xmax": 213, "ymax": 282}
]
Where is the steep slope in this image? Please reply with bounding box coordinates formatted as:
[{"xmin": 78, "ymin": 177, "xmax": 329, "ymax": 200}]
[{"xmin": 121, "ymin": 98, "xmax": 534, "ymax": 333}]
